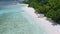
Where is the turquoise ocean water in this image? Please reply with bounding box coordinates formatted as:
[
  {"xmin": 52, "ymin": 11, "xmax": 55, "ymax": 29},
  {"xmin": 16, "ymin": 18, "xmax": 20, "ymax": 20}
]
[{"xmin": 0, "ymin": 4, "xmax": 46, "ymax": 34}]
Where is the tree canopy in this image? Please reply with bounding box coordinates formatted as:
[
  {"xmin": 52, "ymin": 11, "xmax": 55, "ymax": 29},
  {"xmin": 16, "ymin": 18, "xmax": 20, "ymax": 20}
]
[{"xmin": 25, "ymin": 0, "xmax": 60, "ymax": 24}]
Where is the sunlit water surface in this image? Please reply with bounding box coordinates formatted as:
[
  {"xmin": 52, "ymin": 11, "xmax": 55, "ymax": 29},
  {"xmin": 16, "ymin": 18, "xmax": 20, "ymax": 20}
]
[{"xmin": 0, "ymin": 4, "xmax": 46, "ymax": 34}]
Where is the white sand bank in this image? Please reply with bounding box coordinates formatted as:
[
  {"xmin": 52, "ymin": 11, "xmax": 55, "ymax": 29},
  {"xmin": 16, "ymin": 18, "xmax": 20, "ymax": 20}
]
[{"xmin": 22, "ymin": 5, "xmax": 60, "ymax": 34}]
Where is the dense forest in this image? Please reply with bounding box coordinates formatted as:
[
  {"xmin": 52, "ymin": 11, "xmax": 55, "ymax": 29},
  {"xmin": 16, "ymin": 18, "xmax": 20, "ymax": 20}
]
[{"xmin": 24, "ymin": 0, "xmax": 60, "ymax": 24}]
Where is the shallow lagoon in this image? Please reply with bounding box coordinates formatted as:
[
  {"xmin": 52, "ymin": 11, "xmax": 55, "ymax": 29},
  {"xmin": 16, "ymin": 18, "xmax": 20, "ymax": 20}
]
[{"xmin": 0, "ymin": 4, "xmax": 46, "ymax": 34}]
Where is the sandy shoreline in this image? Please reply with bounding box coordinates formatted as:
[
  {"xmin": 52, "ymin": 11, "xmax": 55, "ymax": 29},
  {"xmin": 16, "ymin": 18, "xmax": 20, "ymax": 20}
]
[{"xmin": 22, "ymin": 5, "xmax": 60, "ymax": 34}]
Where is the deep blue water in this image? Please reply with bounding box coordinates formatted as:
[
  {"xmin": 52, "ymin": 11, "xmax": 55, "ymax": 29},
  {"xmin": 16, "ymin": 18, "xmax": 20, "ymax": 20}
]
[
  {"xmin": 0, "ymin": 1, "xmax": 17, "ymax": 6},
  {"xmin": 0, "ymin": 0, "xmax": 28, "ymax": 6}
]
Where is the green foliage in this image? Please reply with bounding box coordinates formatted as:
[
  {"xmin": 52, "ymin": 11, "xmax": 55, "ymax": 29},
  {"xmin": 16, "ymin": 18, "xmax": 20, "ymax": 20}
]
[{"xmin": 25, "ymin": 0, "xmax": 60, "ymax": 24}]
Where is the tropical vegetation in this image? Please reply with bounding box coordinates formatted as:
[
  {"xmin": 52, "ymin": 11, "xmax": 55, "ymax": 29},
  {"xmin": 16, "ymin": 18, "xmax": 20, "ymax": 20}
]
[{"xmin": 24, "ymin": 0, "xmax": 60, "ymax": 24}]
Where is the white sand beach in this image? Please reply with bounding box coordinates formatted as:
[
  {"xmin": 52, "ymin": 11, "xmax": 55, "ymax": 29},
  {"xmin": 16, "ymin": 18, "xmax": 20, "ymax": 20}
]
[{"xmin": 22, "ymin": 4, "xmax": 60, "ymax": 34}]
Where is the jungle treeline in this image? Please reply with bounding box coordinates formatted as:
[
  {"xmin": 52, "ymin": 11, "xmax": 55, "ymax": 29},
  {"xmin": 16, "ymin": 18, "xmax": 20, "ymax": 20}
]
[{"xmin": 24, "ymin": 0, "xmax": 60, "ymax": 24}]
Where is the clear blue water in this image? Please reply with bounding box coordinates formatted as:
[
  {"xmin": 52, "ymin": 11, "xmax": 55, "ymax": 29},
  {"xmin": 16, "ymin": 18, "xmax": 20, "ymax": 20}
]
[{"xmin": 0, "ymin": 4, "xmax": 46, "ymax": 34}]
